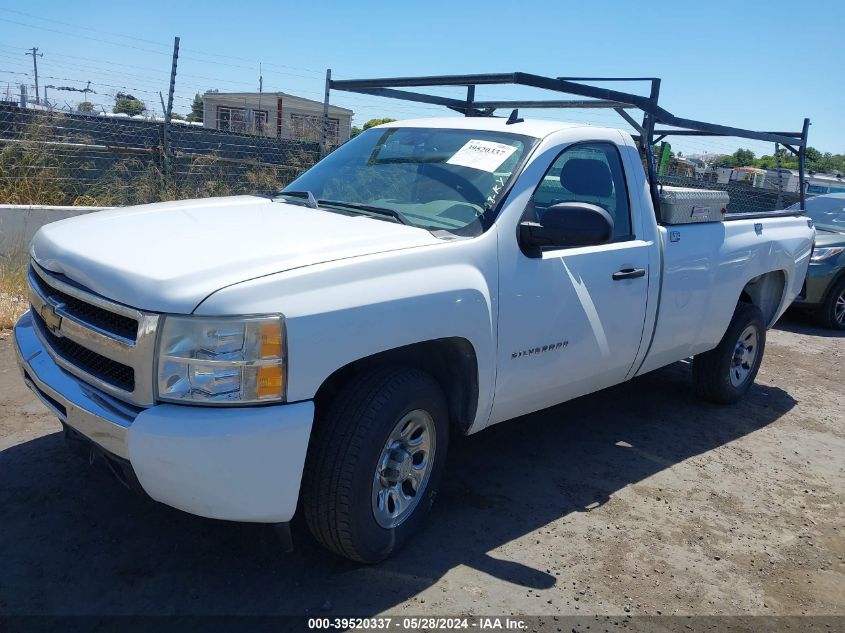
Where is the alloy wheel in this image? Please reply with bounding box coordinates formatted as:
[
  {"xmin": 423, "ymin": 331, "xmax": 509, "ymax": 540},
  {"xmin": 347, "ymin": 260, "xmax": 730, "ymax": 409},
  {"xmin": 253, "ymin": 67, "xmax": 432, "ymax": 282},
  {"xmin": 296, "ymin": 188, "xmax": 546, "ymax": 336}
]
[
  {"xmin": 729, "ymin": 324, "xmax": 759, "ymax": 387},
  {"xmin": 371, "ymin": 409, "xmax": 436, "ymax": 529}
]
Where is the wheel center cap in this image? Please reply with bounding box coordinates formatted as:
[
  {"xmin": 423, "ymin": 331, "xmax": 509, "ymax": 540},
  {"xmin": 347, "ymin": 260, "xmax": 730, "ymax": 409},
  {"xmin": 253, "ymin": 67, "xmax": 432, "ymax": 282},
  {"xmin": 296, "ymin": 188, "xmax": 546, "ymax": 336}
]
[
  {"xmin": 382, "ymin": 448, "xmax": 413, "ymax": 485},
  {"xmin": 397, "ymin": 453, "xmax": 412, "ymax": 480}
]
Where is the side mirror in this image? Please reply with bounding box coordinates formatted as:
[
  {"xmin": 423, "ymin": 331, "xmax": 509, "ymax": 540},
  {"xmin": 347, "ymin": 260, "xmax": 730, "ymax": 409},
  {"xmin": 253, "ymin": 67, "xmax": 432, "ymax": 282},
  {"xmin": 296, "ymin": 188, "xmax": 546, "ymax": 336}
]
[{"xmin": 519, "ymin": 202, "xmax": 614, "ymax": 254}]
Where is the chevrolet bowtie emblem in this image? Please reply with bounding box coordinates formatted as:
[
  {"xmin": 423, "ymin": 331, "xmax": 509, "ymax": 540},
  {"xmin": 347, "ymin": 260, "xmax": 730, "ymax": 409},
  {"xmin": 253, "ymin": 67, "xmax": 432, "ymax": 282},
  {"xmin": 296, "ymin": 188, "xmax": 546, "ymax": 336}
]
[{"xmin": 40, "ymin": 302, "xmax": 63, "ymax": 334}]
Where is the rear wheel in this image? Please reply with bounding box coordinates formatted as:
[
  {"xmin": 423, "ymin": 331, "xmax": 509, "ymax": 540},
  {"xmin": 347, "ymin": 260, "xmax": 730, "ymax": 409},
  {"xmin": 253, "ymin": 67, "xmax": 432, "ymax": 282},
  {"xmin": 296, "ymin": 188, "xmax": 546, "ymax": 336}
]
[
  {"xmin": 302, "ymin": 367, "xmax": 449, "ymax": 563},
  {"xmin": 817, "ymin": 277, "xmax": 845, "ymax": 330},
  {"xmin": 692, "ymin": 302, "xmax": 766, "ymax": 404}
]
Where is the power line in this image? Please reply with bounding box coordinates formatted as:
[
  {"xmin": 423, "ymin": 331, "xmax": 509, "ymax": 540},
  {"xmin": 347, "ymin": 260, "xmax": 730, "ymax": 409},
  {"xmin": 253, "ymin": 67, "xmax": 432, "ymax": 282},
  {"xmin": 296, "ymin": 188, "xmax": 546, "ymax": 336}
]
[
  {"xmin": 1, "ymin": 24, "xmax": 781, "ymax": 154},
  {"xmin": 0, "ymin": 8, "xmax": 326, "ymax": 77},
  {"xmin": 0, "ymin": 17, "xmax": 174, "ymax": 58}
]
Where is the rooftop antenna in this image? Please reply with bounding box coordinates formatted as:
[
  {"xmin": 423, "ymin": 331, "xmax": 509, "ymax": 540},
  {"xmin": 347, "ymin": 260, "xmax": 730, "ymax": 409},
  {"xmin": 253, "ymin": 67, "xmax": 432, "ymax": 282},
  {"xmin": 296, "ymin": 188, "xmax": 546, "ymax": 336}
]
[{"xmin": 506, "ymin": 108, "xmax": 523, "ymax": 125}]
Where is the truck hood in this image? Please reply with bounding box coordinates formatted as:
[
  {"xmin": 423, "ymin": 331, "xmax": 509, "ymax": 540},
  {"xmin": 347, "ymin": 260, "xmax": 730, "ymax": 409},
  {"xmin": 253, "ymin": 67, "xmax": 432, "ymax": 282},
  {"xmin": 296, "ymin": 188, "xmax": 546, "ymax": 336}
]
[{"xmin": 31, "ymin": 195, "xmax": 440, "ymax": 313}]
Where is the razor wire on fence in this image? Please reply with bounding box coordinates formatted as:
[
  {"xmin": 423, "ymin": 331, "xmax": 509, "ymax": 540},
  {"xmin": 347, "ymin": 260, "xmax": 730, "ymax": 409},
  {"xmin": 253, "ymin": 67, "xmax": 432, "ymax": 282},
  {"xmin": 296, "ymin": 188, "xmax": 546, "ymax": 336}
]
[{"xmin": 0, "ymin": 103, "xmax": 321, "ymax": 206}]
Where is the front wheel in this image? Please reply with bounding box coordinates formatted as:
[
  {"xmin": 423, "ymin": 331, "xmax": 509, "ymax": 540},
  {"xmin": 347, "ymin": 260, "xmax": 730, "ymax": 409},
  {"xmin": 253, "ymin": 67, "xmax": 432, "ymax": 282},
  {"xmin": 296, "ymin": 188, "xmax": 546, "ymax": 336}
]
[
  {"xmin": 692, "ymin": 302, "xmax": 766, "ymax": 404},
  {"xmin": 301, "ymin": 367, "xmax": 449, "ymax": 563}
]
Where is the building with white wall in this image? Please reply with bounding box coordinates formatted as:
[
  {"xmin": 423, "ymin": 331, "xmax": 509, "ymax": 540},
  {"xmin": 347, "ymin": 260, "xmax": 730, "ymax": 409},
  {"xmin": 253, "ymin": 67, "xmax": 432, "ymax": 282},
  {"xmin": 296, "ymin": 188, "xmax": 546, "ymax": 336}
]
[{"xmin": 202, "ymin": 91, "xmax": 353, "ymax": 144}]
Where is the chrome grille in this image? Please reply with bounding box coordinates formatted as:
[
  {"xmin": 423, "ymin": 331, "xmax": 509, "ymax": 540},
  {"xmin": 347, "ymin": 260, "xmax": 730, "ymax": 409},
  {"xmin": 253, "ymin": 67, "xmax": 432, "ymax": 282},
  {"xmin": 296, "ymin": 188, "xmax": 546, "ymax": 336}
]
[
  {"xmin": 32, "ymin": 310, "xmax": 136, "ymax": 391},
  {"xmin": 27, "ymin": 261, "xmax": 159, "ymax": 406},
  {"xmin": 31, "ymin": 274, "xmax": 139, "ymax": 341}
]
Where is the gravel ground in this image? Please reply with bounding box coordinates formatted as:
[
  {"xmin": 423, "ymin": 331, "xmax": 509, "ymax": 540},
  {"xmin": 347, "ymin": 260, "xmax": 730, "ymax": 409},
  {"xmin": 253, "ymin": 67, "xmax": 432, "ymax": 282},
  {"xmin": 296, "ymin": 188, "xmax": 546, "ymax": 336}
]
[{"xmin": 0, "ymin": 310, "xmax": 842, "ymax": 617}]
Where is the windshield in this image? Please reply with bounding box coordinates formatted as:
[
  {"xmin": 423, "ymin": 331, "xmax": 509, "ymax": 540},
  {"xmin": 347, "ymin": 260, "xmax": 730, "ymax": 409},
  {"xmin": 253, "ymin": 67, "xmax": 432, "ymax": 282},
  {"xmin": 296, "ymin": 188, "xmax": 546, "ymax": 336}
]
[
  {"xmin": 789, "ymin": 196, "xmax": 845, "ymax": 231},
  {"xmin": 281, "ymin": 127, "xmax": 537, "ymax": 234}
]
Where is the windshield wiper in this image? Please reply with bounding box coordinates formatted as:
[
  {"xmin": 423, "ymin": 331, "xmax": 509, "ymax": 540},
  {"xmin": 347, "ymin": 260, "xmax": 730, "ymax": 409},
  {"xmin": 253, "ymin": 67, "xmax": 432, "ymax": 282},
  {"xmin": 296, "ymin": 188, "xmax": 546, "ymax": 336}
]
[
  {"xmin": 278, "ymin": 192, "xmax": 415, "ymax": 227},
  {"xmin": 318, "ymin": 199, "xmax": 414, "ymax": 226},
  {"xmin": 278, "ymin": 190, "xmax": 319, "ymax": 209}
]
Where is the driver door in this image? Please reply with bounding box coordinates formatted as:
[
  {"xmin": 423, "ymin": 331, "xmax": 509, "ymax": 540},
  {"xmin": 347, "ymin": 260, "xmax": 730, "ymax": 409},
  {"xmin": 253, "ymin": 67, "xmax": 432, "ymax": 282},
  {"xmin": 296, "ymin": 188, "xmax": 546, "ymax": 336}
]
[{"xmin": 490, "ymin": 142, "xmax": 651, "ymax": 424}]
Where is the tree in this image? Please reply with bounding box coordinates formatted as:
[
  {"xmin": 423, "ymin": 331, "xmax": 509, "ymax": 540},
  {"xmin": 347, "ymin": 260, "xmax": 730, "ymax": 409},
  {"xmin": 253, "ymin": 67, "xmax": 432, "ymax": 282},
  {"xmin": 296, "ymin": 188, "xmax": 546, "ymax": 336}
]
[
  {"xmin": 805, "ymin": 147, "xmax": 822, "ymax": 163},
  {"xmin": 113, "ymin": 92, "xmax": 146, "ymax": 116},
  {"xmin": 726, "ymin": 148, "xmax": 756, "ymax": 167},
  {"xmin": 755, "ymin": 154, "xmax": 777, "ymax": 170},
  {"xmin": 186, "ymin": 93, "xmax": 203, "ymax": 122},
  {"xmin": 710, "ymin": 144, "xmax": 845, "ymax": 175},
  {"xmin": 350, "ymin": 118, "xmax": 396, "ymax": 138},
  {"xmin": 76, "ymin": 101, "xmax": 94, "ymax": 113},
  {"xmin": 362, "ymin": 117, "xmax": 396, "ymax": 130}
]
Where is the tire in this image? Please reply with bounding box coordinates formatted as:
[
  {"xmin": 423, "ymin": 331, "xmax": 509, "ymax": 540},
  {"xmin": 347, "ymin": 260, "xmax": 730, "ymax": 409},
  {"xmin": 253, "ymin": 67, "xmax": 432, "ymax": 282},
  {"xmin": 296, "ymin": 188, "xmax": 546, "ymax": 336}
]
[
  {"xmin": 816, "ymin": 277, "xmax": 845, "ymax": 330},
  {"xmin": 692, "ymin": 302, "xmax": 766, "ymax": 404},
  {"xmin": 301, "ymin": 366, "xmax": 449, "ymax": 563}
]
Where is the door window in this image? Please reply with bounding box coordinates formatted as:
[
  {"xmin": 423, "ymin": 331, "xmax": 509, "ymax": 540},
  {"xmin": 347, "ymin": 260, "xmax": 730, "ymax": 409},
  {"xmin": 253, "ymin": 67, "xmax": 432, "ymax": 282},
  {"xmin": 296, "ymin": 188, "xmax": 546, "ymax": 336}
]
[{"xmin": 531, "ymin": 143, "xmax": 632, "ymax": 241}]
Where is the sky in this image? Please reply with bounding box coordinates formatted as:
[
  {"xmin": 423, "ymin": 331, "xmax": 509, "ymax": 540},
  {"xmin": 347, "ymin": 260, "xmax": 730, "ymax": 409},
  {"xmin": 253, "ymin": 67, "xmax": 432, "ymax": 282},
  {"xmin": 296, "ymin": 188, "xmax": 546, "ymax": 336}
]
[{"xmin": 1, "ymin": 1, "xmax": 842, "ymax": 158}]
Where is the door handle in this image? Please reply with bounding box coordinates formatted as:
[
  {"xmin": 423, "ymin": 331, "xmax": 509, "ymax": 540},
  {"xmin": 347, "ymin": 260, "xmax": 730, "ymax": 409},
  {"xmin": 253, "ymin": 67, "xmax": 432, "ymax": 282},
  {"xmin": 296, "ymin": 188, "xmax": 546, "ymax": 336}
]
[{"xmin": 612, "ymin": 268, "xmax": 646, "ymax": 281}]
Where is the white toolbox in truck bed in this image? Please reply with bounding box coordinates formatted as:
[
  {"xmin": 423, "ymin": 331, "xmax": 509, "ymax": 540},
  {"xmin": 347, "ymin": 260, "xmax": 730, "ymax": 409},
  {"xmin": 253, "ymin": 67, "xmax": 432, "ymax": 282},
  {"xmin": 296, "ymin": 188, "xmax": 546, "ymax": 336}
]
[{"xmin": 659, "ymin": 186, "xmax": 730, "ymax": 224}]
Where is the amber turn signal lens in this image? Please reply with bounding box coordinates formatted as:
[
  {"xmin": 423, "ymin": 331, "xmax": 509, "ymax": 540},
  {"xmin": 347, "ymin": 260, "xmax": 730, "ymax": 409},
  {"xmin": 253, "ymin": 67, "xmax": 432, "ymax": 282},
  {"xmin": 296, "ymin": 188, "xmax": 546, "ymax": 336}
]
[
  {"xmin": 259, "ymin": 322, "xmax": 283, "ymax": 358},
  {"xmin": 256, "ymin": 365, "xmax": 284, "ymax": 399}
]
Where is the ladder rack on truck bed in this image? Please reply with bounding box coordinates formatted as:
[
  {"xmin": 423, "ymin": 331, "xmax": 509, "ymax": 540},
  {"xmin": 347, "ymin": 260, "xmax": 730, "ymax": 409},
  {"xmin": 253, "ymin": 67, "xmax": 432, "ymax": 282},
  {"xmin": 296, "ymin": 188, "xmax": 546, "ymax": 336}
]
[{"xmin": 318, "ymin": 71, "xmax": 811, "ymax": 218}]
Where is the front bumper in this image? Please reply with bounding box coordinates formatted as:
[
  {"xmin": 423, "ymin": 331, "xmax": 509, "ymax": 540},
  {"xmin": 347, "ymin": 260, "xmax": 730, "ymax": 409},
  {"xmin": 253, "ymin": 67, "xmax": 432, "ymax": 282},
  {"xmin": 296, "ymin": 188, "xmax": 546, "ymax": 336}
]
[
  {"xmin": 14, "ymin": 311, "xmax": 314, "ymax": 523},
  {"xmin": 793, "ymin": 261, "xmax": 843, "ymax": 306}
]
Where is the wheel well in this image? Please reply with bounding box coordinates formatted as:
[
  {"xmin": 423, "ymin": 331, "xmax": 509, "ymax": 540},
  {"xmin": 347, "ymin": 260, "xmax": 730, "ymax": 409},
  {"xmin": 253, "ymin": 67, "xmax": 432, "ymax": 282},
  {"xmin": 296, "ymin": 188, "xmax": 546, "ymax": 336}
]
[
  {"xmin": 313, "ymin": 338, "xmax": 480, "ymax": 434},
  {"xmin": 821, "ymin": 268, "xmax": 845, "ymax": 304},
  {"xmin": 739, "ymin": 270, "xmax": 786, "ymax": 326}
]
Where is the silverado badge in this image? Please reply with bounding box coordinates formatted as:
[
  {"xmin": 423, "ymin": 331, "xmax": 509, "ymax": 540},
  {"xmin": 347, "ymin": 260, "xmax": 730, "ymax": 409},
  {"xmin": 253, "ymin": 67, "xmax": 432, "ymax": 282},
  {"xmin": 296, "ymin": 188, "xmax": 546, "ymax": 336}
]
[{"xmin": 512, "ymin": 341, "xmax": 568, "ymax": 359}]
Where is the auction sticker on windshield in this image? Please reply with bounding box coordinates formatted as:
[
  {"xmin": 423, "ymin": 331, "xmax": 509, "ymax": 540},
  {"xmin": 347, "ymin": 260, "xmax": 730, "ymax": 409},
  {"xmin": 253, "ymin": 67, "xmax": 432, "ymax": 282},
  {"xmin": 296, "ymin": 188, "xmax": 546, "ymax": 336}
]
[{"xmin": 446, "ymin": 139, "xmax": 518, "ymax": 172}]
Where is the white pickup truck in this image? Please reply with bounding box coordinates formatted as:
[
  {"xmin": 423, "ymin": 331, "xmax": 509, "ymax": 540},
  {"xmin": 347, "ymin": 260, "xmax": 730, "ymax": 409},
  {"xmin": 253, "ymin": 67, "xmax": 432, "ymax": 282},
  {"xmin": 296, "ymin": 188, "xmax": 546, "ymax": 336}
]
[{"xmin": 14, "ymin": 116, "xmax": 814, "ymax": 562}]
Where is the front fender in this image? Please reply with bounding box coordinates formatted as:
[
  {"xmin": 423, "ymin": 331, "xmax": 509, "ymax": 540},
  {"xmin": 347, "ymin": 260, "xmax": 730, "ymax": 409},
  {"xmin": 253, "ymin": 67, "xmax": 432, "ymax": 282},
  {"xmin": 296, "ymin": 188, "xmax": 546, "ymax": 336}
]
[{"xmin": 194, "ymin": 232, "xmax": 499, "ymax": 430}]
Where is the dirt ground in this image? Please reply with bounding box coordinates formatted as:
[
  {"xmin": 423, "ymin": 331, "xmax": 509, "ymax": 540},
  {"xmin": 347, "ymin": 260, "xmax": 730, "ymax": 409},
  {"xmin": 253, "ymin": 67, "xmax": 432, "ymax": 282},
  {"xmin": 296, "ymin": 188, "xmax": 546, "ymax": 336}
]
[{"xmin": 0, "ymin": 310, "xmax": 842, "ymax": 618}]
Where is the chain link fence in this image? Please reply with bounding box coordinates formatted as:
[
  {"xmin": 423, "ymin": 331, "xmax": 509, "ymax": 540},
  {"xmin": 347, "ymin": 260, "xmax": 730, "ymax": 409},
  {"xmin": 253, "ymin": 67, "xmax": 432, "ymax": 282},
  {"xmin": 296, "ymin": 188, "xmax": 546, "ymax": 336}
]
[
  {"xmin": 656, "ymin": 173, "xmax": 801, "ymax": 214},
  {"xmin": 0, "ymin": 102, "xmax": 321, "ymax": 206},
  {"xmin": 1, "ymin": 101, "xmax": 803, "ymax": 214}
]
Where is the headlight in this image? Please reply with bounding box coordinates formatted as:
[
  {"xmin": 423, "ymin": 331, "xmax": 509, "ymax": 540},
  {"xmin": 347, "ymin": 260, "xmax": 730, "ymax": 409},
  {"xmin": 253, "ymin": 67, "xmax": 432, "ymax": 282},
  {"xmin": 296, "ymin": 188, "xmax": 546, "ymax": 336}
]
[
  {"xmin": 810, "ymin": 247, "xmax": 844, "ymax": 262},
  {"xmin": 156, "ymin": 315, "xmax": 286, "ymax": 404}
]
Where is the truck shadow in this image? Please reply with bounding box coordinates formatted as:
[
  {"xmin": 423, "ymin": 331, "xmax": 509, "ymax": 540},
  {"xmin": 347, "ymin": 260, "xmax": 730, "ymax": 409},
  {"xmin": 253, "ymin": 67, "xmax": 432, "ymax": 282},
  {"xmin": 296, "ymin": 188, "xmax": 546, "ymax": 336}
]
[
  {"xmin": 774, "ymin": 307, "xmax": 844, "ymax": 338},
  {"xmin": 0, "ymin": 361, "xmax": 796, "ymax": 616}
]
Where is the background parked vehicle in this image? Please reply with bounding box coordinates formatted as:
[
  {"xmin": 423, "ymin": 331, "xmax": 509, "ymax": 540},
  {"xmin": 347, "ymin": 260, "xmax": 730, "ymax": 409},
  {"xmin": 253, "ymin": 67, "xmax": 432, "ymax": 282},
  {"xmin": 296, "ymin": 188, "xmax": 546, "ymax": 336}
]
[{"xmin": 789, "ymin": 193, "xmax": 845, "ymax": 329}]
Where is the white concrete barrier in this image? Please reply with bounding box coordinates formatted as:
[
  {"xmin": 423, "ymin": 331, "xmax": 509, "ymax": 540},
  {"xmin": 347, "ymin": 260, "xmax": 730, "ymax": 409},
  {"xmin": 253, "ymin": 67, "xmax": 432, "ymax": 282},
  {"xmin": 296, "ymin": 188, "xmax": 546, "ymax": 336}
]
[{"xmin": 0, "ymin": 205, "xmax": 111, "ymax": 259}]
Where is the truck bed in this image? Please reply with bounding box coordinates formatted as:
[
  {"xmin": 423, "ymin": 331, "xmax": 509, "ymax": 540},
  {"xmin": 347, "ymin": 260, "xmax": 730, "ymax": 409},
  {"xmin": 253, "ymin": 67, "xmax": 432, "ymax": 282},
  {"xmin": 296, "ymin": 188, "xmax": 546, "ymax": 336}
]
[{"xmin": 723, "ymin": 210, "xmax": 807, "ymax": 221}]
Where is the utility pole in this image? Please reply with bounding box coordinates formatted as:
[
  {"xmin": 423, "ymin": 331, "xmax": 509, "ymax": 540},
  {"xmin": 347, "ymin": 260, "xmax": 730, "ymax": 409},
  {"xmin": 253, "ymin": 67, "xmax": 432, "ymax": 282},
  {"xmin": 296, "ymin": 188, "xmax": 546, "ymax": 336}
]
[
  {"xmin": 321, "ymin": 68, "xmax": 331, "ymax": 158},
  {"xmin": 25, "ymin": 47, "xmax": 43, "ymax": 105},
  {"xmin": 165, "ymin": 37, "xmax": 179, "ymax": 122},
  {"xmin": 162, "ymin": 36, "xmax": 180, "ymax": 181},
  {"xmin": 257, "ymin": 62, "xmax": 263, "ymax": 135}
]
